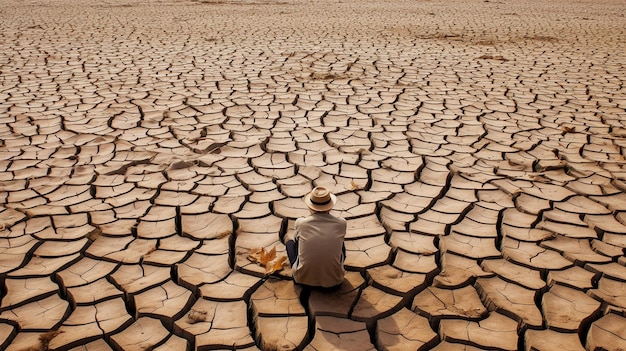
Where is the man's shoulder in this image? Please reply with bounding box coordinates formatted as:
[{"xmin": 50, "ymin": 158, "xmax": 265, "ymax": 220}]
[
  {"xmin": 326, "ymin": 212, "xmax": 346, "ymax": 222},
  {"xmin": 298, "ymin": 213, "xmax": 345, "ymax": 223},
  {"xmin": 332, "ymin": 215, "xmax": 347, "ymax": 226},
  {"xmin": 317, "ymin": 212, "xmax": 347, "ymax": 225}
]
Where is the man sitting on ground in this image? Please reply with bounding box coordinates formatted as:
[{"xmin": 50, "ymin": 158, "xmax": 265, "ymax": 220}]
[{"xmin": 285, "ymin": 186, "xmax": 347, "ymax": 290}]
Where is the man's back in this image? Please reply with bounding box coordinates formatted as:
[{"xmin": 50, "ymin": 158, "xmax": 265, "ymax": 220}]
[{"xmin": 292, "ymin": 212, "xmax": 347, "ymax": 288}]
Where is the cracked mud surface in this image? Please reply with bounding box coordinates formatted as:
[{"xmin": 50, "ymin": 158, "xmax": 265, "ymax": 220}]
[{"xmin": 1, "ymin": 0, "xmax": 626, "ymax": 350}]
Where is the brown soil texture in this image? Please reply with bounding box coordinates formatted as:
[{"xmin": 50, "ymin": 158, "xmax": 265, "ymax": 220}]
[{"xmin": 1, "ymin": 0, "xmax": 626, "ymax": 350}]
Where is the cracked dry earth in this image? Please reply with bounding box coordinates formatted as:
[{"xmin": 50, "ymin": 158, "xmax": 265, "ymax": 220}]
[{"xmin": 1, "ymin": 0, "xmax": 626, "ymax": 350}]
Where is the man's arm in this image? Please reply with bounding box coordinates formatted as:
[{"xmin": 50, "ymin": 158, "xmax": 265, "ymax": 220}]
[{"xmin": 293, "ymin": 217, "xmax": 305, "ymax": 241}]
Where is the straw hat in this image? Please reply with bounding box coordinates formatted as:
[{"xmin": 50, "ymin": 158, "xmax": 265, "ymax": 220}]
[{"xmin": 304, "ymin": 186, "xmax": 337, "ymax": 212}]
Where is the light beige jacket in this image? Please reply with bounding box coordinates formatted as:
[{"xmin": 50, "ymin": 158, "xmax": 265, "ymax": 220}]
[{"xmin": 292, "ymin": 212, "xmax": 347, "ymax": 288}]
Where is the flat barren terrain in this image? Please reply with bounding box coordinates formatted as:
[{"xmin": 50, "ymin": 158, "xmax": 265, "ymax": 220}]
[{"xmin": 1, "ymin": 0, "xmax": 626, "ymax": 350}]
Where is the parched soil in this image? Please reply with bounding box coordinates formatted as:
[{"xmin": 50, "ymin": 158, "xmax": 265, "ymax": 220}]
[{"xmin": 1, "ymin": 0, "xmax": 626, "ymax": 350}]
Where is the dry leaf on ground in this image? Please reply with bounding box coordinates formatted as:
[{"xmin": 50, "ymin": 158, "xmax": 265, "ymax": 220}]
[{"xmin": 248, "ymin": 246, "xmax": 288, "ymax": 274}]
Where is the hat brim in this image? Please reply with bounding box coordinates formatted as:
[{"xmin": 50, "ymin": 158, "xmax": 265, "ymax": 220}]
[{"xmin": 304, "ymin": 192, "xmax": 337, "ymax": 212}]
